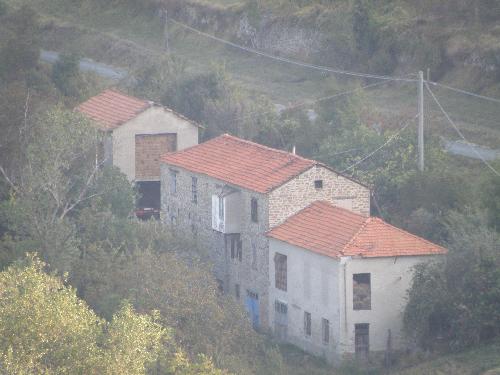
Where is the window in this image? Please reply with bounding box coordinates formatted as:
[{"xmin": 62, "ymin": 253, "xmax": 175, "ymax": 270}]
[
  {"xmin": 353, "ymin": 273, "xmax": 371, "ymax": 310},
  {"xmin": 191, "ymin": 177, "xmax": 198, "ymax": 203},
  {"xmin": 219, "ymin": 196, "xmax": 224, "ymax": 221},
  {"xmin": 247, "ymin": 290, "xmax": 258, "ymax": 300},
  {"xmin": 251, "ymin": 241, "xmax": 257, "ymax": 270},
  {"xmin": 274, "ymin": 253, "xmax": 287, "ymax": 291},
  {"xmin": 355, "ymin": 324, "xmax": 369, "ymax": 359},
  {"xmin": 314, "ymin": 179, "xmax": 323, "ymax": 189},
  {"xmin": 274, "ymin": 301, "xmax": 288, "ymax": 340},
  {"xmin": 228, "ymin": 234, "xmax": 242, "ymax": 262},
  {"xmin": 212, "ymin": 195, "xmax": 224, "ymax": 232},
  {"xmin": 322, "ymin": 318, "xmax": 330, "ymax": 344},
  {"xmin": 169, "ymin": 170, "xmax": 177, "ymax": 195},
  {"xmin": 304, "ymin": 311, "xmax": 311, "ymax": 337},
  {"xmin": 216, "ymin": 279, "xmax": 224, "ymax": 294},
  {"xmin": 235, "ymin": 284, "xmax": 240, "ymax": 299},
  {"xmin": 251, "ymin": 198, "xmax": 258, "ymax": 223}
]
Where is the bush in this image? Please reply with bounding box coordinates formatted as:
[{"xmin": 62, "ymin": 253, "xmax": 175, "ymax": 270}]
[{"xmin": 404, "ymin": 210, "xmax": 500, "ymax": 350}]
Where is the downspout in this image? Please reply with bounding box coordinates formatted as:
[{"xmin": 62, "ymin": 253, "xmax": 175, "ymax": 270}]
[{"xmin": 343, "ymin": 260, "xmax": 347, "ymax": 334}]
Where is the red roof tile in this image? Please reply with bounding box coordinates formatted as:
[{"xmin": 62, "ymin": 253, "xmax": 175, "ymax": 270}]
[
  {"xmin": 76, "ymin": 89, "xmax": 151, "ymax": 130},
  {"xmin": 160, "ymin": 134, "xmax": 318, "ymax": 193},
  {"xmin": 267, "ymin": 201, "xmax": 446, "ymax": 258}
]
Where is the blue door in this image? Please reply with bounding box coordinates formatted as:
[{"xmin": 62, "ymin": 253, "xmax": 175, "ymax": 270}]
[{"xmin": 245, "ymin": 290, "xmax": 259, "ymax": 329}]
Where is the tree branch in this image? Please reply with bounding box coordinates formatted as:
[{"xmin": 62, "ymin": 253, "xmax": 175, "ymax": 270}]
[{"xmin": 0, "ymin": 165, "xmax": 18, "ymax": 193}]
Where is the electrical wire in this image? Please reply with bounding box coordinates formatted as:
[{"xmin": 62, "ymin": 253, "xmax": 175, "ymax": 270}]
[
  {"xmin": 340, "ymin": 114, "xmax": 418, "ymax": 173},
  {"xmin": 233, "ymin": 79, "xmax": 396, "ymax": 123},
  {"xmin": 425, "ymin": 83, "xmax": 500, "ymax": 177},
  {"xmin": 427, "ymin": 81, "xmax": 500, "ymax": 104},
  {"xmin": 170, "ymin": 18, "xmax": 418, "ymax": 83}
]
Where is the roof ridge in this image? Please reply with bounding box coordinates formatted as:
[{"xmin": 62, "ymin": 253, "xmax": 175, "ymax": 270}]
[
  {"xmin": 220, "ymin": 134, "xmax": 317, "ymax": 164},
  {"xmin": 103, "ymin": 88, "xmax": 150, "ymax": 106},
  {"xmin": 224, "ymin": 133, "xmax": 370, "ymax": 189},
  {"xmin": 369, "ymin": 217, "xmax": 447, "ymax": 251},
  {"xmin": 340, "ymin": 216, "xmax": 371, "ymax": 256}
]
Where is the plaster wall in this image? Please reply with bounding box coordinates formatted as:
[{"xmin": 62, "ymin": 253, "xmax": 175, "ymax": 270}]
[
  {"xmin": 268, "ymin": 239, "xmax": 342, "ymax": 362},
  {"xmin": 112, "ymin": 107, "xmax": 198, "ymax": 181},
  {"xmin": 339, "ymin": 256, "xmax": 438, "ymax": 355}
]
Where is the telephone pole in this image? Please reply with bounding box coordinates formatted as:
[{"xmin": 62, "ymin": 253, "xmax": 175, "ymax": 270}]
[
  {"xmin": 163, "ymin": 9, "xmax": 169, "ymax": 53},
  {"xmin": 418, "ymin": 70, "xmax": 424, "ymax": 171}
]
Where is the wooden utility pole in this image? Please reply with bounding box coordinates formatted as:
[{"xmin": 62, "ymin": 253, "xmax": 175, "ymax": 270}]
[
  {"xmin": 162, "ymin": 9, "xmax": 169, "ymax": 53},
  {"xmin": 418, "ymin": 70, "xmax": 424, "ymax": 171}
]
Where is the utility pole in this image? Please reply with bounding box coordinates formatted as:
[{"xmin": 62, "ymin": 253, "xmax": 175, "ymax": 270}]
[
  {"xmin": 418, "ymin": 70, "xmax": 424, "ymax": 171},
  {"xmin": 163, "ymin": 9, "xmax": 169, "ymax": 53}
]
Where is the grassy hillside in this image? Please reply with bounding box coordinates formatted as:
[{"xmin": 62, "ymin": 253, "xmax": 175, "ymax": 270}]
[
  {"xmin": 279, "ymin": 340, "xmax": 500, "ymax": 375},
  {"xmin": 6, "ymin": 0, "xmax": 499, "ymax": 148}
]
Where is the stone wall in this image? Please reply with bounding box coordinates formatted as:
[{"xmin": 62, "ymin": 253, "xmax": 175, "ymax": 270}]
[
  {"xmin": 160, "ymin": 163, "xmax": 272, "ymax": 329},
  {"xmin": 269, "ymin": 165, "xmax": 370, "ymax": 227}
]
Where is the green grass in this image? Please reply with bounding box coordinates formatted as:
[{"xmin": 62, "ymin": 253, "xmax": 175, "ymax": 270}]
[
  {"xmin": 393, "ymin": 341, "xmax": 500, "ymax": 375},
  {"xmin": 279, "ymin": 341, "xmax": 500, "ymax": 375},
  {"xmin": 6, "ymin": 0, "xmax": 500, "ymax": 149}
]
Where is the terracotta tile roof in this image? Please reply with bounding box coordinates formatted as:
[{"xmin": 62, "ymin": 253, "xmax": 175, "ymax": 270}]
[
  {"xmin": 76, "ymin": 89, "xmax": 151, "ymax": 130},
  {"xmin": 267, "ymin": 201, "xmax": 446, "ymax": 258},
  {"xmin": 161, "ymin": 134, "xmax": 318, "ymax": 193}
]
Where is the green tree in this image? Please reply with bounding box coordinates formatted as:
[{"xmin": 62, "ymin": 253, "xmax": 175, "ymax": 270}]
[
  {"xmin": 404, "ymin": 210, "xmax": 500, "ymax": 350},
  {"xmin": 0, "ymin": 108, "xmax": 134, "ymax": 271},
  {"xmin": 0, "ymin": 254, "xmax": 166, "ymax": 374}
]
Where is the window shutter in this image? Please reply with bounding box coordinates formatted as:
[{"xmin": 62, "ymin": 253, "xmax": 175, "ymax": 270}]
[{"xmin": 212, "ymin": 195, "xmax": 219, "ymax": 230}]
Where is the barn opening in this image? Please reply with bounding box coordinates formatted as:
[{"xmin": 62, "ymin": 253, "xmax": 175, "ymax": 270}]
[{"xmin": 135, "ymin": 181, "xmax": 160, "ymax": 220}]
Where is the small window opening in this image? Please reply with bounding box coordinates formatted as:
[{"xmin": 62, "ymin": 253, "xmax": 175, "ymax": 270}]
[
  {"xmin": 322, "ymin": 318, "xmax": 330, "ymax": 344},
  {"xmin": 169, "ymin": 170, "xmax": 177, "ymax": 195},
  {"xmin": 353, "ymin": 273, "xmax": 371, "ymax": 310},
  {"xmin": 251, "ymin": 198, "xmax": 258, "ymax": 223},
  {"xmin": 218, "ymin": 196, "xmax": 224, "ymax": 221},
  {"xmin": 304, "ymin": 311, "xmax": 311, "ymax": 337},
  {"xmin": 191, "ymin": 177, "xmax": 198, "ymax": 203},
  {"xmin": 229, "ymin": 234, "xmax": 242, "ymax": 262},
  {"xmin": 314, "ymin": 180, "xmax": 323, "ymax": 189},
  {"xmin": 216, "ymin": 279, "xmax": 224, "ymax": 294},
  {"xmin": 274, "ymin": 253, "xmax": 287, "ymax": 291},
  {"xmin": 235, "ymin": 284, "xmax": 240, "ymax": 299}
]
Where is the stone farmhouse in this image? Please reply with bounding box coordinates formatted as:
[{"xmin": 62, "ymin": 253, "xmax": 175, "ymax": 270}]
[
  {"xmin": 160, "ymin": 134, "xmax": 370, "ymax": 329},
  {"xmin": 267, "ymin": 201, "xmax": 446, "ymax": 362},
  {"xmin": 77, "ymin": 89, "xmax": 200, "ymax": 218},
  {"xmin": 159, "ymin": 134, "xmax": 445, "ymax": 362}
]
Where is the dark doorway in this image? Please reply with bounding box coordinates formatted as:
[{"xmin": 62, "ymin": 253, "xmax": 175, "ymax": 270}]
[
  {"xmin": 355, "ymin": 323, "xmax": 369, "ymax": 360},
  {"xmin": 135, "ymin": 181, "xmax": 160, "ymax": 220}
]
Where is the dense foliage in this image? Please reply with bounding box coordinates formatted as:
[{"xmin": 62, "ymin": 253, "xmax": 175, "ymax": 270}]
[
  {"xmin": 404, "ymin": 210, "xmax": 500, "ymax": 350},
  {"xmin": 0, "ymin": 0, "xmax": 499, "ymax": 372}
]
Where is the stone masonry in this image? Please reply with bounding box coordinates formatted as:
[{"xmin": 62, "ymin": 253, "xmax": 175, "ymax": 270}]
[
  {"xmin": 161, "ymin": 162, "xmax": 370, "ymax": 331},
  {"xmin": 161, "ymin": 163, "xmax": 272, "ymax": 328},
  {"xmin": 269, "ymin": 165, "xmax": 370, "ymax": 227}
]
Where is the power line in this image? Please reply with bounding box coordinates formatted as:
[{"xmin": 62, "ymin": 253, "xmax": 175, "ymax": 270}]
[
  {"xmin": 340, "ymin": 114, "xmax": 418, "ymax": 173},
  {"xmin": 170, "ymin": 18, "xmax": 417, "ymax": 83},
  {"xmin": 425, "ymin": 83, "xmax": 500, "ymax": 177},
  {"xmin": 233, "ymin": 79, "xmax": 397, "ymax": 123},
  {"xmin": 427, "ymin": 81, "xmax": 500, "ymax": 104}
]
